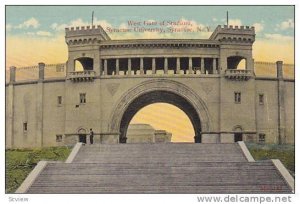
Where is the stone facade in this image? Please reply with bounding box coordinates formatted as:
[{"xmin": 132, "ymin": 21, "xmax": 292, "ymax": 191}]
[
  {"xmin": 126, "ymin": 124, "xmax": 172, "ymax": 143},
  {"xmin": 5, "ymin": 25, "xmax": 294, "ymax": 148}
]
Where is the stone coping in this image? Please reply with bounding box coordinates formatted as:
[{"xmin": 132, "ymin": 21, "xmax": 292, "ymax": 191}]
[
  {"xmin": 65, "ymin": 142, "xmax": 83, "ymax": 163},
  {"xmin": 238, "ymin": 141, "xmax": 255, "ymax": 162},
  {"xmin": 272, "ymin": 159, "xmax": 295, "ymax": 193},
  {"xmin": 6, "ymin": 75, "xmax": 294, "ymax": 86},
  {"xmin": 15, "ymin": 161, "xmax": 48, "ymax": 193}
]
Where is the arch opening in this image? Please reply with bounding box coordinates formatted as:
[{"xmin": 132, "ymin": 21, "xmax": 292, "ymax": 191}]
[
  {"xmin": 75, "ymin": 57, "xmax": 93, "ymax": 71},
  {"xmin": 233, "ymin": 125, "xmax": 243, "ymax": 142},
  {"xmin": 77, "ymin": 127, "xmax": 87, "ymax": 144},
  {"xmin": 118, "ymin": 91, "xmax": 202, "ymax": 143},
  {"xmin": 129, "ymin": 103, "xmax": 195, "ymax": 143},
  {"xmin": 227, "ymin": 56, "xmax": 246, "ymax": 70}
]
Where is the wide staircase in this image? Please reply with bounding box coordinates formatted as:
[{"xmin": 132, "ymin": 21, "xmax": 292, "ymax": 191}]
[
  {"xmin": 73, "ymin": 143, "xmax": 247, "ymax": 163},
  {"xmin": 21, "ymin": 143, "xmax": 293, "ymax": 193}
]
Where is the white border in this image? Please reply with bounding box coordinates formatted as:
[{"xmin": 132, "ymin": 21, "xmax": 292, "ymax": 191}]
[{"xmin": 1, "ymin": 1, "xmax": 298, "ymax": 203}]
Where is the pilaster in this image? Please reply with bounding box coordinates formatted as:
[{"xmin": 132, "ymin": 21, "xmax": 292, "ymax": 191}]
[{"xmin": 36, "ymin": 63, "xmax": 45, "ymax": 147}]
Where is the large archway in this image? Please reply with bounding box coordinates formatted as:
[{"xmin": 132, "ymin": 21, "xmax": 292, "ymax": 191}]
[
  {"xmin": 109, "ymin": 79, "xmax": 211, "ymax": 143},
  {"xmin": 129, "ymin": 103, "xmax": 195, "ymax": 142},
  {"xmin": 120, "ymin": 91, "xmax": 201, "ymax": 143}
]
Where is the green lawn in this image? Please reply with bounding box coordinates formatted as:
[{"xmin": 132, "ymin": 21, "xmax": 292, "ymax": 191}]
[
  {"xmin": 5, "ymin": 146, "xmax": 72, "ymax": 193},
  {"xmin": 246, "ymin": 143, "xmax": 295, "ymax": 176}
]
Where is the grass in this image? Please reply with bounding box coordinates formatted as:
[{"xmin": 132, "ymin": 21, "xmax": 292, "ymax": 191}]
[
  {"xmin": 246, "ymin": 143, "xmax": 295, "ymax": 177},
  {"xmin": 5, "ymin": 146, "xmax": 72, "ymax": 193}
]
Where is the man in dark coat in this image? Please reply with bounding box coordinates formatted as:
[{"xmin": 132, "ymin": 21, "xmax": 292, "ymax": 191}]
[{"xmin": 89, "ymin": 128, "xmax": 94, "ymax": 144}]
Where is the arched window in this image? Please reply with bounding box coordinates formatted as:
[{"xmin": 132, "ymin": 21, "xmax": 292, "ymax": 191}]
[
  {"xmin": 74, "ymin": 57, "xmax": 94, "ymax": 71},
  {"xmin": 227, "ymin": 56, "xmax": 246, "ymax": 70}
]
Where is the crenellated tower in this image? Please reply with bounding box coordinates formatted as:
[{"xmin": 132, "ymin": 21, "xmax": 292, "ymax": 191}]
[
  {"xmin": 65, "ymin": 25, "xmax": 111, "ymax": 79},
  {"xmin": 210, "ymin": 25, "xmax": 255, "ymax": 77}
]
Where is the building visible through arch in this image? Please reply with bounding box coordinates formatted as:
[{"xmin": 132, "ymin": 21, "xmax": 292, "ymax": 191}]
[
  {"xmin": 116, "ymin": 90, "xmax": 202, "ymax": 143},
  {"xmin": 5, "ymin": 24, "xmax": 294, "ymax": 148}
]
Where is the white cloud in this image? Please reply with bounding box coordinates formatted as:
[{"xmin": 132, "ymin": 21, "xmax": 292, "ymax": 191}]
[
  {"xmin": 51, "ymin": 23, "xmax": 66, "ymax": 31},
  {"xmin": 264, "ymin": 33, "xmax": 293, "ymax": 41},
  {"xmin": 25, "ymin": 31, "xmax": 52, "ymax": 37},
  {"xmin": 15, "ymin": 17, "xmax": 40, "ymax": 29},
  {"xmin": 51, "ymin": 18, "xmax": 112, "ymax": 32},
  {"xmin": 94, "ymin": 19, "xmax": 113, "ymax": 29},
  {"xmin": 36, "ymin": 31, "xmax": 52, "ymax": 36},
  {"xmin": 26, "ymin": 32, "xmax": 35, "ymax": 36},
  {"xmin": 276, "ymin": 19, "xmax": 294, "ymax": 30},
  {"xmin": 212, "ymin": 18, "xmax": 218, "ymax": 22},
  {"xmin": 228, "ymin": 19, "xmax": 242, "ymax": 26},
  {"xmin": 252, "ymin": 23, "xmax": 264, "ymax": 33},
  {"xmin": 6, "ymin": 24, "xmax": 12, "ymax": 31}
]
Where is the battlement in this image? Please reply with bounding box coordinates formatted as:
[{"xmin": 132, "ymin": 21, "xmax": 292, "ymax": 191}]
[
  {"xmin": 209, "ymin": 25, "xmax": 255, "ymax": 42},
  {"xmin": 218, "ymin": 25, "xmax": 255, "ymax": 31},
  {"xmin": 65, "ymin": 25, "xmax": 111, "ymax": 40}
]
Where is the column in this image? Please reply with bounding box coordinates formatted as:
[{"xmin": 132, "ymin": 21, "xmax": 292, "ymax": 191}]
[
  {"xmin": 104, "ymin": 59, "xmax": 108, "ymax": 75},
  {"xmin": 94, "ymin": 56, "xmax": 100, "ymax": 76},
  {"xmin": 140, "ymin": 58, "xmax": 144, "ymax": 75},
  {"xmin": 164, "ymin": 57, "xmax": 168, "ymax": 74},
  {"xmin": 217, "ymin": 58, "xmax": 220, "ymax": 73},
  {"xmin": 6, "ymin": 66, "xmax": 16, "ymax": 148},
  {"xmin": 188, "ymin": 57, "xmax": 193, "ymax": 74},
  {"xmin": 128, "ymin": 58, "xmax": 131, "ymax": 75},
  {"xmin": 99, "ymin": 58, "xmax": 103, "ymax": 75},
  {"xmin": 276, "ymin": 61, "xmax": 286, "ymax": 144},
  {"xmin": 246, "ymin": 57, "xmax": 254, "ymax": 71},
  {"xmin": 38, "ymin": 62, "xmax": 45, "ymax": 81},
  {"xmin": 115, "ymin": 59, "xmax": 119, "ymax": 75},
  {"xmin": 9, "ymin": 66, "xmax": 16, "ymax": 83},
  {"xmin": 176, "ymin": 57, "xmax": 180, "ymax": 74},
  {"xmin": 36, "ymin": 62, "xmax": 45, "ymax": 147},
  {"xmin": 152, "ymin": 58, "xmax": 156, "ymax": 74},
  {"xmin": 213, "ymin": 58, "xmax": 217, "ymax": 74},
  {"xmin": 66, "ymin": 57, "xmax": 75, "ymax": 76},
  {"xmin": 277, "ymin": 61, "xmax": 283, "ymax": 79},
  {"xmin": 201, "ymin": 58, "xmax": 205, "ymax": 74}
]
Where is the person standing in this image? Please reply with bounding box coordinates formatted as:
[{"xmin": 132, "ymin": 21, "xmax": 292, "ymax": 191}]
[{"xmin": 89, "ymin": 128, "xmax": 94, "ymax": 144}]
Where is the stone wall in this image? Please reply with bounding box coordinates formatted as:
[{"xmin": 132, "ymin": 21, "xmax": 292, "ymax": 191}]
[{"xmin": 5, "ymin": 73, "xmax": 294, "ymax": 148}]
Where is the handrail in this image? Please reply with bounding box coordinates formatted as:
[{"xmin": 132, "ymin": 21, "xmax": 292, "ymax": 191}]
[
  {"xmin": 68, "ymin": 70, "xmax": 96, "ymax": 76},
  {"xmin": 68, "ymin": 70, "xmax": 96, "ymax": 82},
  {"xmin": 224, "ymin": 69, "xmax": 252, "ymax": 80}
]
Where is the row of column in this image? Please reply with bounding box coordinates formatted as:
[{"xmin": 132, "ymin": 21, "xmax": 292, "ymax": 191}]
[{"xmin": 102, "ymin": 57, "xmax": 218, "ymax": 75}]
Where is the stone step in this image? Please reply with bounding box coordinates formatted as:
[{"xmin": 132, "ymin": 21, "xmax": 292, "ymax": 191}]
[
  {"xmin": 73, "ymin": 143, "xmax": 247, "ymax": 163},
  {"xmin": 27, "ymin": 184, "xmax": 290, "ymax": 194},
  {"xmin": 74, "ymin": 158, "xmax": 247, "ymax": 163},
  {"xmin": 26, "ymin": 161, "xmax": 291, "ymax": 193},
  {"xmin": 35, "ymin": 172, "xmax": 282, "ymax": 182},
  {"xmin": 48, "ymin": 161, "xmax": 275, "ymax": 167},
  {"xmin": 78, "ymin": 143, "xmax": 241, "ymax": 150},
  {"xmin": 24, "ymin": 143, "xmax": 292, "ymax": 194}
]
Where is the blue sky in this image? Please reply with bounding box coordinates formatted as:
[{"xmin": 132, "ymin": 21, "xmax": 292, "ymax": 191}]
[
  {"xmin": 6, "ymin": 5, "xmax": 294, "ymax": 39},
  {"xmin": 5, "ymin": 6, "xmax": 295, "ymax": 67}
]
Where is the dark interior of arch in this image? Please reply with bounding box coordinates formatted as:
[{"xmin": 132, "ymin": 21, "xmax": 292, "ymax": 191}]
[
  {"xmin": 119, "ymin": 91, "xmax": 202, "ymax": 143},
  {"xmin": 227, "ymin": 56, "xmax": 245, "ymax": 69},
  {"xmin": 76, "ymin": 57, "xmax": 93, "ymax": 70}
]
